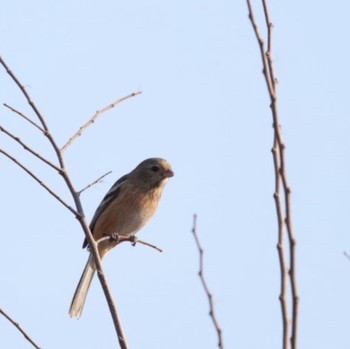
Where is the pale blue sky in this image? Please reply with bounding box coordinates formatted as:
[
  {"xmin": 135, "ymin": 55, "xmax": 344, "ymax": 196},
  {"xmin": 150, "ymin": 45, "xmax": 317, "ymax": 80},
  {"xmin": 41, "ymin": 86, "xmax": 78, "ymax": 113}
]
[{"xmin": 1, "ymin": 1, "xmax": 350, "ymax": 349}]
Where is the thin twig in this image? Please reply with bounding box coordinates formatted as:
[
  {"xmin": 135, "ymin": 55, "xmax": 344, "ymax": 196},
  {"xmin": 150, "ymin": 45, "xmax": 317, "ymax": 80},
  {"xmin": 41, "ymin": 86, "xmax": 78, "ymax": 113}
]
[
  {"xmin": 246, "ymin": 1, "xmax": 298, "ymax": 349},
  {"xmin": 0, "ymin": 148, "xmax": 77, "ymax": 215},
  {"xmin": 0, "ymin": 307, "xmax": 42, "ymax": 349},
  {"xmin": 0, "ymin": 125, "xmax": 61, "ymax": 172},
  {"xmin": 191, "ymin": 214, "xmax": 224, "ymax": 349},
  {"xmin": 344, "ymin": 251, "xmax": 350, "ymax": 262},
  {"xmin": 3, "ymin": 103, "xmax": 46, "ymax": 133},
  {"xmin": 136, "ymin": 239, "xmax": 163, "ymax": 253},
  {"xmin": 78, "ymin": 171, "xmax": 112, "ymax": 196},
  {"xmin": 61, "ymin": 91, "xmax": 142, "ymax": 152}
]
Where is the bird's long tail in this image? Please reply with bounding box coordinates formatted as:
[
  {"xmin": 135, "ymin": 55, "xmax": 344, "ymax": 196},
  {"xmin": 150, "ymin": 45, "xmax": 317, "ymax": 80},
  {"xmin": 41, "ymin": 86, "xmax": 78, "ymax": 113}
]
[{"xmin": 69, "ymin": 254, "xmax": 96, "ymax": 318}]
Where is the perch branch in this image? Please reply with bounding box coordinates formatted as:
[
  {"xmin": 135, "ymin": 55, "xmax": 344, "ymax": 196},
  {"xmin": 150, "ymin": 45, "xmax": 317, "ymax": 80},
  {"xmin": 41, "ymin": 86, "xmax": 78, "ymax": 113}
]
[
  {"xmin": 61, "ymin": 91, "xmax": 142, "ymax": 152},
  {"xmin": 97, "ymin": 235, "xmax": 163, "ymax": 253},
  {"xmin": 0, "ymin": 307, "xmax": 42, "ymax": 349},
  {"xmin": 191, "ymin": 214, "xmax": 224, "ymax": 349}
]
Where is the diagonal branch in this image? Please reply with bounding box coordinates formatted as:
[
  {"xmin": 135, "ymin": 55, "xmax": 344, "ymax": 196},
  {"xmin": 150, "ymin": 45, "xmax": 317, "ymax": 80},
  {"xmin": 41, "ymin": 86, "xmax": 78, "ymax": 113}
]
[
  {"xmin": 0, "ymin": 307, "xmax": 42, "ymax": 349},
  {"xmin": 0, "ymin": 125, "xmax": 61, "ymax": 172},
  {"xmin": 191, "ymin": 214, "xmax": 224, "ymax": 349},
  {"xmin": 0, "ymin": 148, "xmax": 77, "ymax": 216},
  {"xmin": 61, "ymin": 91, "xmax": 142, "ymax": 152},
  {"xmin": 3, "ymin": 103, "xmax": 46, "ymax": 133}
]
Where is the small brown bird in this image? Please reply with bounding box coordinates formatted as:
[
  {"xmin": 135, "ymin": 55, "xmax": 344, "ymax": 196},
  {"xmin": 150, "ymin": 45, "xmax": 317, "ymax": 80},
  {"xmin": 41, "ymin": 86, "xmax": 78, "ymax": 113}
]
[{"xmin": 69, "ymin": 158, "xmax": 174, "ymax": 318}]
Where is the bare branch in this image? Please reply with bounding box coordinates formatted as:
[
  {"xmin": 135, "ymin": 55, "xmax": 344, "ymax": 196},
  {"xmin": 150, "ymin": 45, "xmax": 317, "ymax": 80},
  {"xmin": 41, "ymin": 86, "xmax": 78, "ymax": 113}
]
[
  {"xmin": 0, "ymin": 148, "xmax": 77, "ymax": 215},
  {"xmin": 61, "ymin": 91, "xmax": 142, "ymax": 152},
  {"xmin": 191, "ymin": 214, "xmax": 224, "ymax": 349},
  {"xmin": 247, "ymin": 1, "xmax": 299, "ymax": 349},
  {"xmin": 78, "ymin": 171, "xmax": 112, "ymax": 196},
  {"xmin": 97, "ymin": 235, "xmax": 163, "ymax": 253},
  {"xmin": 3, "ymin": 103, "xmax": 46, "ymax": 133},
  {"xmin": 0, "ymin": 307, "xmax": 42, "ymax": 349},
  {"xmin": 135, "ymin": 239, "xmax": 163, "ymax": 253},
  {"xmin": 344, "ymin": 251, "xmax": 350, "ymax": 262},
  {"xmin": 1, "ymin": 56, "xmax": 133, "ymax": 349},
  {"xmin": 0, "ymin": 125, "xmax": 61, "ymax": 172}
]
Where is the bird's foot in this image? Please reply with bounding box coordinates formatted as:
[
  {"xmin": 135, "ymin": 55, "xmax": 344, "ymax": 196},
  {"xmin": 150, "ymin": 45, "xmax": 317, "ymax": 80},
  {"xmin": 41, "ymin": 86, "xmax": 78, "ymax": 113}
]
[
  {"xmin": 130, "ymin": 235, "xmax": 138, "ymax": 246},
  {"xmin": 109, "ymin": 232, "xmax": 120, "ymax": 243}
]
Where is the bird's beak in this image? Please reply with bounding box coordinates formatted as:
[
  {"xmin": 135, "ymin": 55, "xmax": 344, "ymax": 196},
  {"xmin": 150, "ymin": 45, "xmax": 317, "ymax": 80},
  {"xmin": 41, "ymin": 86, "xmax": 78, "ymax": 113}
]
[{"xmin": 163, "ymin": 169, "xmax": 174, "ymax": 178}]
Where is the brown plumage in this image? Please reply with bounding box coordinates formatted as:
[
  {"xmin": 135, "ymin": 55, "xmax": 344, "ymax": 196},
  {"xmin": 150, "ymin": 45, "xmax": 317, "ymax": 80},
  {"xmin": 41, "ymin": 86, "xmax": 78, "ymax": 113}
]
[{"xmin": 69, "ymin": 158, "xmax": 174, "ymax": 318}]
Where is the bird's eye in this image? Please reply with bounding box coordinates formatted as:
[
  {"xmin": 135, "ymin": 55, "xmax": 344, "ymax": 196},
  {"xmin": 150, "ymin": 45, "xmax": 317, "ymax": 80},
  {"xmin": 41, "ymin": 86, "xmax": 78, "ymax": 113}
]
[{"xmin": 150, "ymin": 165, "xmax": 160, "ymax": 172}]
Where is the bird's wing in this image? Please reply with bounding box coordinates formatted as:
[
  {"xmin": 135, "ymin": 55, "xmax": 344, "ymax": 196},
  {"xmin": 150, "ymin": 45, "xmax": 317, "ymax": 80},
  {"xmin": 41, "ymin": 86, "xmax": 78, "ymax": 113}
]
[{"xmin": 82, "ymin": 174, "xmax": 128, "ymax": 248}]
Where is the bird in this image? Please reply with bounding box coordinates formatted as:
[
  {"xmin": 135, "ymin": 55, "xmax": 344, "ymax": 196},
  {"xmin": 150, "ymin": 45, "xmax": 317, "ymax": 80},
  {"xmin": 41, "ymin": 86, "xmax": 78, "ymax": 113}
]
[{"xmin": 69, "ymin": 157, "xmax": 174, "ymax": 318}]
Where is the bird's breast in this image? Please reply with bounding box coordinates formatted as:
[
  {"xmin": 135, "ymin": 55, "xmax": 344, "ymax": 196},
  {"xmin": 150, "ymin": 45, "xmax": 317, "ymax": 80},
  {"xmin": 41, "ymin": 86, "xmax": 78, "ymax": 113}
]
[{"xmin": 93, "ymin": 187, "xmax": 161, "ymax": 239}]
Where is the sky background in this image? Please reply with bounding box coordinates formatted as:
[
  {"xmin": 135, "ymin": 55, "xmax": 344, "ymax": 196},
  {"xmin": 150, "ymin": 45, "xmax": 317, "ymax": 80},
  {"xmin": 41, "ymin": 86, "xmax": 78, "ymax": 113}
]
[{"xmin": 1, "ymin": 1, "xmax": 350, "ymax": 348}]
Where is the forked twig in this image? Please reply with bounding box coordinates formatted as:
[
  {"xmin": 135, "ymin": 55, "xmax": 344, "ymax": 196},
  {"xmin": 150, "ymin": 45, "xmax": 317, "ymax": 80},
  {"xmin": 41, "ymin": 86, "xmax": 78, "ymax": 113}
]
[
  {"xmin": 246, "ymin": 1, "xmax": 298, "ymax": 349},
  {"xmin": 191, "ymin": 214, "xmax": 224, "ymax": 349},
  {"xmin": 0, "ymin": 307, "xmax": 42, "ymax": 349},
  {"xmin": 61, "ymin": 91, "xmax": 142, "ymax": 152}
]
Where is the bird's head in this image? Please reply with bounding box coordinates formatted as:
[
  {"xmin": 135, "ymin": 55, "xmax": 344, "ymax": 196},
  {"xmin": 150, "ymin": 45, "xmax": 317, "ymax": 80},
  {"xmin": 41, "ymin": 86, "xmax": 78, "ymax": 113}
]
[{"xmin": 131, "ymin": 157, "xmax": 174, "ymax": 190}]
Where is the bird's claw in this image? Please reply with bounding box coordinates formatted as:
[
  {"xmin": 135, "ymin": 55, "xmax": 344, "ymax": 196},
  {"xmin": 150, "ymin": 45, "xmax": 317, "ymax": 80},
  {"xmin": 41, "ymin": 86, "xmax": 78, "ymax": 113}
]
[
  {"xmin": 130, "ymin": 235, "xmax": 138, "ymax": 246},
  {"xmin": 109, "ymin": 233, "xmax": 120, "ymax": 243}
]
